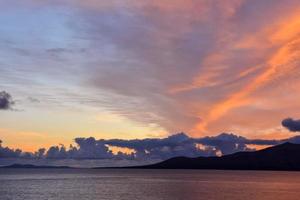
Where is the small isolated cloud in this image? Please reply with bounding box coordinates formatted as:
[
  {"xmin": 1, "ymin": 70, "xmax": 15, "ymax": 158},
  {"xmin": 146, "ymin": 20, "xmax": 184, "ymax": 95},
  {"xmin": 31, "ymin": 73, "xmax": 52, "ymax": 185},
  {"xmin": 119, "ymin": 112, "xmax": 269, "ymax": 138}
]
[
  {"xmin": 0, "ymin": 91, "xmax": 14, "ymax": 110},
  {"xmin": 28, "ymin": 97, "xmax": 40, "ymax": 103},
  {"xmin": 282, "ymin": 118, "xmax": 300, "ymax": 132}
]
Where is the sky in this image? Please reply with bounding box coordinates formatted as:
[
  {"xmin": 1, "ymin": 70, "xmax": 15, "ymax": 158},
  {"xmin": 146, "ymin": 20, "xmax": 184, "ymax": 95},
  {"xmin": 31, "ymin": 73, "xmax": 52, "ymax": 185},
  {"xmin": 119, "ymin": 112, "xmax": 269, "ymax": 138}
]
[{"xmin": 1, "ymin": 0, "xmax": 300, "ymax": 165}]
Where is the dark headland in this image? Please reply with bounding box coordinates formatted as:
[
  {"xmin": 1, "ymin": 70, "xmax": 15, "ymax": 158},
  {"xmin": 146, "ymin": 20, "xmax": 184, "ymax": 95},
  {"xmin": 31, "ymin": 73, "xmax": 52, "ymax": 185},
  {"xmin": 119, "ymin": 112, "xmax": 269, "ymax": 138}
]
[{"xmin": 132, "ymin": 142, "xmax": 300, "ymax": 171}]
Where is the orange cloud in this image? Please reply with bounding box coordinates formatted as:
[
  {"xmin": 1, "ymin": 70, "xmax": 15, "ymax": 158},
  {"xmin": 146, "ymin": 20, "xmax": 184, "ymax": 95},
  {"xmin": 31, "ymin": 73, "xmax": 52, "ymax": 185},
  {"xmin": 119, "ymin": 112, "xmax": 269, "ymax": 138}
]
[{"xmin": 193, "ymin": 11, "xmax": 300, "ymax": 135}]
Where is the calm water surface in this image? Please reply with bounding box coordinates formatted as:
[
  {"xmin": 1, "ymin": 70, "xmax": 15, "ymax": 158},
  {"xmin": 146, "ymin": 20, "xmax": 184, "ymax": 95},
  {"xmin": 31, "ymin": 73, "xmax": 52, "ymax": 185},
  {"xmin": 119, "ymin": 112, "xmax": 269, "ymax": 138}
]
[{"xmin": 1, "ymin": 169, "xmax": 300, "ymax": 200}]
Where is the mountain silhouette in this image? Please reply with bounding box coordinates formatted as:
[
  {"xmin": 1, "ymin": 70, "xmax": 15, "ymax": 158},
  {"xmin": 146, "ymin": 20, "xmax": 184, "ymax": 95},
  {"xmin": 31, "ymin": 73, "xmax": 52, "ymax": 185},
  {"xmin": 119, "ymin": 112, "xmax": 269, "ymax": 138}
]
[{"xmin": 136, "ymin": 142, "xmax": 300, "ymax": 171}]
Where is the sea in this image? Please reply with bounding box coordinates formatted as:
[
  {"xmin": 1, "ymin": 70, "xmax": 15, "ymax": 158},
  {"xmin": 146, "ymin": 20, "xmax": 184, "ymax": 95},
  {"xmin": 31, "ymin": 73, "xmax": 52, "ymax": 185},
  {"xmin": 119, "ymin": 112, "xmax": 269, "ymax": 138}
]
[{"xmin": 0, "ymin": 169, "xmax": 300, "ymax": 200}]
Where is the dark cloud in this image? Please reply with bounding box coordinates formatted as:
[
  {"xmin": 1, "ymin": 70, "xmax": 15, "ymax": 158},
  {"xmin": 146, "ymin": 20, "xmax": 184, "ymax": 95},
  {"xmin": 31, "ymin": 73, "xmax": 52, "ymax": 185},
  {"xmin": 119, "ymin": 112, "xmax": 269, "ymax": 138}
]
[
  {"xmin": 0, "ymin": 91, "xmax": 14, "ymax": 110},
  {"xmin": 43, "ymin": 137, "xmax": 114, "ymax": 159},
  {"xmin": 0, "ymin": 140, "xmax": 22, "ymax": 158},
  {"xmin": 104, "ymin": 132, "xmax": 282, "ymax": 159},
  {"xmin": 71, "ymin": 137, "xmax": 113, "ymax": 159},
  {"xmin": 104, "ymin": 133, "xmax": 216, "ymax": 159},
  {"xmin": 282, "ymin": 118, "xmax": 300, "ymax": 132}
]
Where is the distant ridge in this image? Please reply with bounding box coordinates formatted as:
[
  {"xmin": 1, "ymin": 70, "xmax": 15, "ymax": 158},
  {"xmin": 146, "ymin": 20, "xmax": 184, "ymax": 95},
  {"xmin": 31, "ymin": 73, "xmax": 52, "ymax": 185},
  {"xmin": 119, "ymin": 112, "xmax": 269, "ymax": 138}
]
[
  {"xmin": 135, "ymin": 142, "xmax": 300, "ymax": 171},
  {"xmin": 0, "ymin": 164, "xmax": 72, "ymax": 169}
]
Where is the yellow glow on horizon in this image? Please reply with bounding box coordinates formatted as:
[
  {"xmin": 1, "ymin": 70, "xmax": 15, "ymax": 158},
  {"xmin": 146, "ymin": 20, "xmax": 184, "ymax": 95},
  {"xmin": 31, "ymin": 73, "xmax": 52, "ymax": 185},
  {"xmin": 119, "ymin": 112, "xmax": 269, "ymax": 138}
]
[{"xmin": 106, "ymin": 145, "xmax": 136, "ymax": 155}]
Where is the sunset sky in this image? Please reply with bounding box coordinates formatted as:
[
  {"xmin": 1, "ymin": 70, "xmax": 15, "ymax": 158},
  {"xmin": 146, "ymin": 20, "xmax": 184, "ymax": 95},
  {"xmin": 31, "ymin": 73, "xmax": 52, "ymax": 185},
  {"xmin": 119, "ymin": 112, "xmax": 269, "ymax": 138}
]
[{"xmin": 1, "ymin": 0, "xmax": 300, "ymax": 153}]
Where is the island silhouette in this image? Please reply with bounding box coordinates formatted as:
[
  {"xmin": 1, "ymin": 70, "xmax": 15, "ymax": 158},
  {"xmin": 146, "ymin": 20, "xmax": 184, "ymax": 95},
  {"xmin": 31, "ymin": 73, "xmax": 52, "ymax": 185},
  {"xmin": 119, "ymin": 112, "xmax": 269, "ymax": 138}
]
[{"xmin": 132, "ymin": 142, "xmax": 300, "ymax": 171}]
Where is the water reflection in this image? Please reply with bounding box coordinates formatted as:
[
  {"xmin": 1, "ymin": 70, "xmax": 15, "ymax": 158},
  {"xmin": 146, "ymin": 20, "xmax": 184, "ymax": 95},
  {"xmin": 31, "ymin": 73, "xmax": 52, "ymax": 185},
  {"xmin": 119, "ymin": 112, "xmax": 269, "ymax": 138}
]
[{"xmin": 0, "ymin": 169, "xmax": 300, "ymax": 200}]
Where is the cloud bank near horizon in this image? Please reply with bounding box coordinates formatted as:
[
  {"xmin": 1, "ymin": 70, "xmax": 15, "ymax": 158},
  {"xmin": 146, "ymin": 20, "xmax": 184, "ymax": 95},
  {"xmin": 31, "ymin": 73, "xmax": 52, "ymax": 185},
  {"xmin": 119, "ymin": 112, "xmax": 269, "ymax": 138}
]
[{"xmin": 1, "ymin": 132, "xmax": 299, "ymax": 163}]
